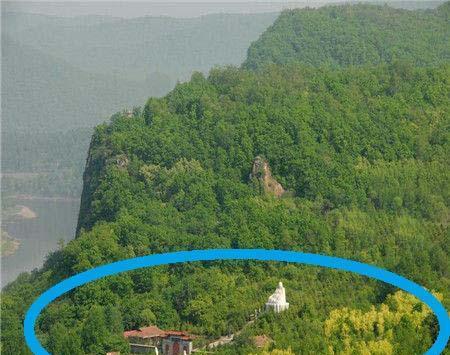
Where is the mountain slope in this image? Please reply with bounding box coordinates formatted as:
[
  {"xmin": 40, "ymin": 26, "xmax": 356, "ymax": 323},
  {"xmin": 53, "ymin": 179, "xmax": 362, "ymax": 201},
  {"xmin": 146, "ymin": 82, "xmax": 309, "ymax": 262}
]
[
  {"xmin": 243, "ymin": 3, "xmax": 449, "ymax": 70},
  {"xmin": 3, "ymin": 63, "xmax": 447, "ymax": 354},
  {"xmin": 1, "ymin": 38, "xmax": 170, "ymax": 196}
]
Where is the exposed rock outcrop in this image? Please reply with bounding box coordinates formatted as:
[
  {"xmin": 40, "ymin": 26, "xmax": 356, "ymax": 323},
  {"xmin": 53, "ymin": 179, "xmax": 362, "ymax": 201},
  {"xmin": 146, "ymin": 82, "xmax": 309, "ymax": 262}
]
[
  {"xmin": 250, "ymin": 156, "xmax": 285, "ymax": 197},
  {"xmin": 114, "ymin": 154, "xmax": 129, "ymax": 169}
]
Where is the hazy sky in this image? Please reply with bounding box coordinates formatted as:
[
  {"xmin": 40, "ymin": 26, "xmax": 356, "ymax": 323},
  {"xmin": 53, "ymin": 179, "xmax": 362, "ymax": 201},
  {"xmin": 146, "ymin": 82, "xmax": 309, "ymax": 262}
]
[
  {"xmin": 3, "ymin": 1, "xmax": 442, "ymax": 18},
  {"xmin": 1, "ymin": 1, "xmax": 385, "ymax": 18},
  {"xmin": 2, "ymin": 1, "xmax": 333, "ymax": 18}
]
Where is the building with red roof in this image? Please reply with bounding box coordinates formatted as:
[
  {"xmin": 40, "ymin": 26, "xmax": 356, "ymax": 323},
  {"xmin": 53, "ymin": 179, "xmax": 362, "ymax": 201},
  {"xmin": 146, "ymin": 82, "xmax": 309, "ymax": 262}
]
[{"xmin": 123, "ymin": 325, "xmax": 194, "ymax": 354}]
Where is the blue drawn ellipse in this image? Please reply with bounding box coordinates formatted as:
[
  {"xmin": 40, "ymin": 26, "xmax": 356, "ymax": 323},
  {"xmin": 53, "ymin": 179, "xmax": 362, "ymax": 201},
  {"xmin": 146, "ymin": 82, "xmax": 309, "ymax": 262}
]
[{"xmin": 24, "ymin": 249, "xmax": 450, "ymax": 354}]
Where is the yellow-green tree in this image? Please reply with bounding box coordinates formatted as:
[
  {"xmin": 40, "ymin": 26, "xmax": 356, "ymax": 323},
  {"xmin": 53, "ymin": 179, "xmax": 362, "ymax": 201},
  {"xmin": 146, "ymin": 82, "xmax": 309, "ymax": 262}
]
[{"xmin": 324, "ymin": 291, "xmax": 441, "ymax": 354}]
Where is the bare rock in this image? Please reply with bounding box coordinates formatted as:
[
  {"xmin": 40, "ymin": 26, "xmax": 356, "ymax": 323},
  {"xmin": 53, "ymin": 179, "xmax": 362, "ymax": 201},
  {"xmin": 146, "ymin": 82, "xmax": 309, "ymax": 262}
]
[{"xmin": 250, "ymin": 156, "xmax": 285, "ymax": 197}]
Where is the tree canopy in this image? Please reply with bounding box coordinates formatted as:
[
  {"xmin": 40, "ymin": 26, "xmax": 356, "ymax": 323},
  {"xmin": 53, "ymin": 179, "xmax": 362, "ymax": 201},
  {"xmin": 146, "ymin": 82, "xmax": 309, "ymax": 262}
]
[{"xmin": 244, "ymin": 3, "xmax": 449, "ymax": 70}]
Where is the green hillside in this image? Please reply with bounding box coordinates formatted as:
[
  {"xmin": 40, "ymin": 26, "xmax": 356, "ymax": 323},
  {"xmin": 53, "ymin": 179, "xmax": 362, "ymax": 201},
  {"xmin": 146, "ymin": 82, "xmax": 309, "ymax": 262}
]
[
  {"xmin": 1, "ymin": 3, "xmax": 449, "ymax": 355},
  {"xmin": 1, "ymin": 128, "xmax": 92, "ymax": 197},
  {"xmin": 243, "ymin": 3, "xmax": 449, "ymax": 70},
  {"xmin": 3, "ymin": 63, "xmax": 449, "ymax": 354}
]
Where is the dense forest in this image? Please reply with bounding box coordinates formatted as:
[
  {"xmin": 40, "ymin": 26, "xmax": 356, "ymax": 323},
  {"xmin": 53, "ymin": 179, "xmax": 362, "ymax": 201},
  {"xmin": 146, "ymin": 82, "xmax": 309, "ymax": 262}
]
[
  {"xmin": 2, "ymin": 2, "xmax": 449, "ymax": 355},
  {"xmin": 244, "ymin": 3, "xmax": 449, "ymax": 69}
]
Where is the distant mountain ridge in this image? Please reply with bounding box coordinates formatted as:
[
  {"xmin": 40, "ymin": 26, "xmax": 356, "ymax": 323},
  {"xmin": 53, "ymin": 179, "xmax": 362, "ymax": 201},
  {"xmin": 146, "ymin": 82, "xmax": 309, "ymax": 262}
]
[
  {"xmin": 3, "ymin": 11, "xmax": 279, "ymax": 132},
  {"xmin": 5, "ymin": 12, "xmax": 279, "ymax": 82},
  {"xmin": 2, "ymin": 37, "xmax": 170, "ymax": 132}
]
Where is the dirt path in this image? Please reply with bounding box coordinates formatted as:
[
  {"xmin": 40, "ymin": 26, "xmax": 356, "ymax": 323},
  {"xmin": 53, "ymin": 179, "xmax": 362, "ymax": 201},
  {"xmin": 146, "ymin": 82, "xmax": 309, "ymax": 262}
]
[{"xmin": 203, "ymin": 318, "xmax": 256, "ymax": 350}]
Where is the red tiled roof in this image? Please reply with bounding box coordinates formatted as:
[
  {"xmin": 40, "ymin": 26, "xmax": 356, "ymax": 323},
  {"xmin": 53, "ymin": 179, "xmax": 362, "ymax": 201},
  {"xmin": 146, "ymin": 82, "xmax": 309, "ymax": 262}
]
[
  {"xmin": 124, "ymin": 325, "xmax": 165, "ymax": 338},
  {"xmin": 165, "ymin": 331, "xmax": 194, "ymax": 341},
  {"xmin": 123, "ymin": 326, "xmax": 194, "ymax": 341}
]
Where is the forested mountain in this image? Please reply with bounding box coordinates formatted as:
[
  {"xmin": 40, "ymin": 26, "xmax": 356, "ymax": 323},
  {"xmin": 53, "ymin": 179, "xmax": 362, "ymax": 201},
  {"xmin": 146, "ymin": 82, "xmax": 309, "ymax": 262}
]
[
  {"xmin": 2, "ymin": 3, "xmax": 449, "ymax": 355},
  {"xmin": 3, "ymin": 63, "xmax": 449, "ymax": 354},
  {"xmin": 244, "ymin": 3, "xmax": 450, "ymax": 70}
]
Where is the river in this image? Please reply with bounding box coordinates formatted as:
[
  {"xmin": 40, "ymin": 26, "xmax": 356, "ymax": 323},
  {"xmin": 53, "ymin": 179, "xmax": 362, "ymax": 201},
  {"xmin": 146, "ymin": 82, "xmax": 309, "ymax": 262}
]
[{"xmin": 1, "ymin": 197, "xmax": 80, "ymax": 287}]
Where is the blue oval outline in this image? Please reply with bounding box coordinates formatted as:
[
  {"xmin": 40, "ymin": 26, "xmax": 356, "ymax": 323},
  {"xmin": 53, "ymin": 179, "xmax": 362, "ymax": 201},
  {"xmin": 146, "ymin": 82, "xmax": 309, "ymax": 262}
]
[{"xmin": 24, "ymin": 249, "xmax": 450, "ymax": 354}]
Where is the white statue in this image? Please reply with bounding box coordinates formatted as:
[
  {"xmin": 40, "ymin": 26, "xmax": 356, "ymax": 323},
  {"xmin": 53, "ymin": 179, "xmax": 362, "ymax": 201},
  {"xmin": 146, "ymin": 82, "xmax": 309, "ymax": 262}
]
[{"xmin": 265, "ymin": 281, "xmax": 289, "ymax": 313}]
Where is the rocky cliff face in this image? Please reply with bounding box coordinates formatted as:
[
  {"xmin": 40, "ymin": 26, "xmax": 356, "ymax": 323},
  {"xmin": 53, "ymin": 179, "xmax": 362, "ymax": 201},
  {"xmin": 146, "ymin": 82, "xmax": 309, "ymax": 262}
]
[
  {"xmin": 250, "ymin": 156, "xmax": 285, "ymax": 197},
  {"xmin": 76, "ymin": 125, "xmax": 111, "ymax": 235}
]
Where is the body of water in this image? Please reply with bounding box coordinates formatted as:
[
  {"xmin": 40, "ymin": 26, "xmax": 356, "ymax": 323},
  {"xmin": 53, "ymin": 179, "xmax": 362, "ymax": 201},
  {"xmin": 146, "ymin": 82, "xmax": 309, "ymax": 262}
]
[{"xmin": 1, "ymin": 197, "xmax": 80, "ymax": 287}]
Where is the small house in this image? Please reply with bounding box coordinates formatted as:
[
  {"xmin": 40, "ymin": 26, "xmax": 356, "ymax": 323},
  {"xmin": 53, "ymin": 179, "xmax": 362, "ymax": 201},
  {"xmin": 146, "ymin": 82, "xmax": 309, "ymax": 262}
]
[{"xmin": 124, "ymin": 326, "xmax": 194, "ymax": 354}]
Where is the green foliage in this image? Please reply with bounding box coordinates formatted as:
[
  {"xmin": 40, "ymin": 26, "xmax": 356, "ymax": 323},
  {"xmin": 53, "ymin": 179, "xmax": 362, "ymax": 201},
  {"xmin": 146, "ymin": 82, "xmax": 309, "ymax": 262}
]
[
  {"xmin": 243, "ymin": 3, "xmax": 450, "ymax": 70},
  {"xmin": 79, "ymin": 304, "xmax": 129, "ymax": 354},
  {"xmin": 78, "ymin": 63, "xmax": 449, "ymax": 230},
  {"xmin": 2, "ymin": 61, "xmax": 448, "ymax": 354},
  {"xmin": 324, "ymin": 291, "xmax": 441, "ymax": 354},
  {"xmin": 48, "ymin": 323, "xmax": 83, "ymax": 355}
]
